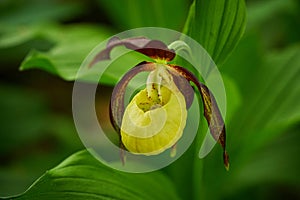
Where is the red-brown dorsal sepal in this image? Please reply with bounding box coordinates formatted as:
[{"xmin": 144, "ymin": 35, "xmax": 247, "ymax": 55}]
[
  {"xmin": 136, "ymin": 40, "xmax": 176, "ymax": 62},
  {"xmin": 89, "ymin": 37, "xmax": 175, "ymax": 67}
]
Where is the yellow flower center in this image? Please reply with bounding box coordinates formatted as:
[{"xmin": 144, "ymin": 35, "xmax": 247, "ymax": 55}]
[{"xmin": 120, "ymin": 67, "xmax": 187, "ymax": 156}]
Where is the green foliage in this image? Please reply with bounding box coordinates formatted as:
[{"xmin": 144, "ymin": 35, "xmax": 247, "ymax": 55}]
[
  {"xmin": 200, "ymin": 43, "xmax": 300, "ymax": 200},
  {"xmin": 1, "ymin": 0, "xmax": 300, "ymax": 199},
  {"xmin": 185, "ymin": 0, "xmax": 247, "ymax": 66},
  {"xmin": 18, "ymin": 24, "xmax": 111, "ymax": 81},
  {"xmin": 95, "ymin": 0, "xmax": 189, "ymax": 30},
  {"xmin": 5, "ymin": 150, "xmax": 180, "ymax": 200}
]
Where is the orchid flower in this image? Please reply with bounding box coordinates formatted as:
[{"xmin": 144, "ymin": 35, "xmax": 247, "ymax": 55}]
[{"xmin": 89, "ymin": 37, "xmax": 229, "ymax": 170}]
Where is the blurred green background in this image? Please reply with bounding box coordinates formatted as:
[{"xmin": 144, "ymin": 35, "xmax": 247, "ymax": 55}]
[{"xmin": 0, "ymin": 0, "xmax": 299, "ymax": 199}]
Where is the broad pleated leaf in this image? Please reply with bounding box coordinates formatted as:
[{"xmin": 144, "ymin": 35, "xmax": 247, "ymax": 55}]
[
  {"xmin": 5, "ymin": 150, "xmax": 180, "ymax": 200},
  {"xmin": 17, "ymin": 24, "xmax": 153, "ymax": 85},
  {"xmin": 185, "ymin": 0, "xmax": 247, "ymax": 66},
  {"xmin": 18, "ymin": 24, "xmax": 111, "ymax": 81}
]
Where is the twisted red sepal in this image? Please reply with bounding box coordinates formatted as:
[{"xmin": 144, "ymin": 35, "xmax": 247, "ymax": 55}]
[
  {"xmin": 110, "ymin": 61, "xmax": 156, "ymax": 132},
  {"xmin": 109, "ymin": 62, "xmax": 155, "ymax": 163},
  {"xmin": 169, "ymin": 70, "xmax": 195, "ymax": 109},
  {"xmin": 89, "ymin": 37, "xmax": 176, "ymax": 67},
  {"xmin": 168, "ymin": 65, "xmax": 229, "ymax": 170}
]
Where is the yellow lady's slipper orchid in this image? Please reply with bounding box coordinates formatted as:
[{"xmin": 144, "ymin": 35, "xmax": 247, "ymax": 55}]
[
  {"xmin": 121, "ymin": 79, "xmax": 187, "ymax": 155},
  {"xmin": 89, "ymin": 36, "xmax": 229, "ymax": 170}
]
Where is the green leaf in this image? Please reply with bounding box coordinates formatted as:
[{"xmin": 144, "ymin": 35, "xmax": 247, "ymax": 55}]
[
  {"xmin": 4, "ymin": 150, "xmax": 180, "ymax": 200},
  {"xmin": 18, "ymin": 24, "xmax": 152, "ymax": 85},
  {"xmin": 95, "ymin": 0, "xmax": 189, "ymax": 31},
  {"xmin": 18, "ymin": 24, "xmax": 110, "ymax": 80},
  {"xmin": 182, "ymin": 1, "xmax": 247, "ymax": 197},
  {"xmin": 185, "ymin": 0, "xmax": 247, "ymax": 66}
]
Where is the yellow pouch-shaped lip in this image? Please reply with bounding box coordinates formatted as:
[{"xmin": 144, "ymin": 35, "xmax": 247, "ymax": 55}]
[{"xmin": 121, "ymin": 86, "xmax": 187, "ymax": 155}]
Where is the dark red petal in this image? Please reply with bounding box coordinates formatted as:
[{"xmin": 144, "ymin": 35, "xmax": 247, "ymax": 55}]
[
  {"xmin": 110, "ymin": 61, "xmax": 156, "ymax": 162},
  {"xmin": 168, "ymin": 68, "xmax": 194, "ymax": 109},
  {"xmin": 168, "ymin": 65, "xmax": 229, "ymax": 170},
  {"xmin": 110, "ymin": 61, "xmax": 156, "ymax": 132},
  {"xmin": 89, "ymin": 37, "xmax": 175, "ymax": 67}
]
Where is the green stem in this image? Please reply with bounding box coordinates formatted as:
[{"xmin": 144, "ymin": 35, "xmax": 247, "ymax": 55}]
[{"xmin": 192, "ymin": 113, "xmax": 207, "ymax": 200}]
